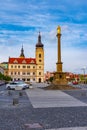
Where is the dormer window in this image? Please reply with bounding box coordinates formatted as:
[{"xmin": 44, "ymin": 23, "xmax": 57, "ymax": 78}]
[
  {"xmin": 22, "ymin": 60, "xmax": 26, "ymax": 64},
  {"xmin": 30, "ymin": 60, "xmax": 35, "ymax": 64},
  {"xmin": 13, "ymin": 60, "xmax": 18, "ymax": 64}
]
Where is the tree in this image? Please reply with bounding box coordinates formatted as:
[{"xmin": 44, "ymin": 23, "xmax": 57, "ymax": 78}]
[
  {"xmin": 49, "ymin": 77, "xmax": 54, "ymax": 82},
  {"xmin": 0, "ymin": 72, "xmax": 12, "ymax": 81}
]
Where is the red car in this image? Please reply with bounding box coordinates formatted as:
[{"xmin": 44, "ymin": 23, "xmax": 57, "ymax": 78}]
[{"xmin": 72, "ymin": 81, "xmax": 78, "ymax": 85}]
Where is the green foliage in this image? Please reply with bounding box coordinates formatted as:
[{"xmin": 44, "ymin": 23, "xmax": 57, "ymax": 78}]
[
  {"xmin": 0, "ymin": 72, "xmax": 12, "ymax": 81},
  {"xmin": 49, "ymin": 77, "xmax": 54, "ymax": 82},
  {"xmin": 79, "ymin": 74, "xmax": 85, "ymax": 80}
]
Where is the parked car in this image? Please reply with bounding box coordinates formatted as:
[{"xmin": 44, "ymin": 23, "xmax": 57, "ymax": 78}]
[
  {"xmin": 68, "ymin": 82, "xmax": 72, "ymax": 85},
  {"xmin": 6, "ymin": 81, "xmax": 29, "ymax": 90},
  {"xmin": 72, "ymin": 81, "xmax": 78, "ymax": 85}
]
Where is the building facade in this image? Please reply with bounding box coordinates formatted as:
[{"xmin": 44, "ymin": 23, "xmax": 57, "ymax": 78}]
[
  {"xmin": 0, "ymin": 62, "xmax": 8, "ymax": 76},
  {"xmin": 8, "ymin": 33, "xmax": 44, "ymax": 82},
  {"xmin": 44, "ymin": 71, "xmax": 54, "ymax": 82}
]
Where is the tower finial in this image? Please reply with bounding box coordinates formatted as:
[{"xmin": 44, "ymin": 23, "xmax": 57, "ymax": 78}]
[
  {"xmin": 19, "ymin": 45, "xmax": 25, "ymax": 58},
  {"xmin": 22, "ymin": 44, "xmax": 23, "ymax": 48},
  {"xmin": 38, "ymin": 31, "xmax": 41, "ymax": 43},
  {"xmin": 36, "ymin": 32, "xmax": 43, "ymax": 48}
]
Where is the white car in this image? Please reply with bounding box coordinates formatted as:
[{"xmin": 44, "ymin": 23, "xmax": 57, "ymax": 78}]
[{"xmin": 6, "ymin": 81, "xmax": 29, "ymax": 90}]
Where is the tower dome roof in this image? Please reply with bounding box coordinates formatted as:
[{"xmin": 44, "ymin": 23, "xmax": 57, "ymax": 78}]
[{"xmin": 36, "ymin": 32, "xmax": 43, "ymax": 48}]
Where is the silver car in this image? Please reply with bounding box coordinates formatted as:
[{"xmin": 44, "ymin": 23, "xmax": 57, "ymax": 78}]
[{"xmin": 6, "ymin": 81, "xmax": 29, "ymax": 90}]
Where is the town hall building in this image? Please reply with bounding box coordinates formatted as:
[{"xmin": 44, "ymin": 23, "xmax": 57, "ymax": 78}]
[{"xmin": 7, "ymin": 32, "xmax": 44, "ymax": 83}]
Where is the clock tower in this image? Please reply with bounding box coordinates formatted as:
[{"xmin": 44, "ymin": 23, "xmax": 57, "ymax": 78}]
[{"xmin": 35, "ymin": 32, "xmax": 44, "ymax": 82}]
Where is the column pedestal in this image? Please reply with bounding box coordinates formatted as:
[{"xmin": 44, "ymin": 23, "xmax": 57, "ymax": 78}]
[
  {"xmin": 53, "ymin": 26, "xmax": 67, "ymax": 85},
  {"xmin": 53, "ymin": 72, "xmax": 67, "ymax": 85}
]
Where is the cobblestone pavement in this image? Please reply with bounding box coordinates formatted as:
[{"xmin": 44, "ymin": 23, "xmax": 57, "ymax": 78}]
[
  {"xmin": 63, "ymin": 89, "xmax": 87, "ymax": 104},
  {"xmin": 0, "ymin": 85, "xmax": 87, "ymax": 130}
]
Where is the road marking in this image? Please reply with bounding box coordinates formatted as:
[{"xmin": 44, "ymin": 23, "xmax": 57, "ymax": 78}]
[
  {"xmin": 26, "ymin": 88, "xmax": 87, "ymax": 108},
  {"xmin": 45, "ymin": 126, "xmax": 87, "ymax": 130}
]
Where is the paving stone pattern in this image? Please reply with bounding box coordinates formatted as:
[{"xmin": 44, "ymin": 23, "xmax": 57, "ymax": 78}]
[{"xmin": 0, "ymin": 85, "xmax": 87, "ymax": 130}]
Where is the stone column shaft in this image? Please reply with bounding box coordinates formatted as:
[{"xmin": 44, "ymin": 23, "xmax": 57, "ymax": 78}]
[
  {"xmin": 56, "ymin": 33, "xmax": 62, "ymax": 72},
  {"xmin": 58, "ymin": 34, "xmax": 61, "ymax": 62}
]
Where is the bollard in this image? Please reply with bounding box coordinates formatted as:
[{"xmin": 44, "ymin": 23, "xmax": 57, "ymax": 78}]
[
  {"xmin": 19, "ymin": 92, "xmax": 23, "ymax": 96},
  {"xmin": 8, "ymin": 90, "xmax": 12, "ymax": 96},
  {"xmin": 13, "ymin": 97, "xmax": 19, "ymax": 105}
]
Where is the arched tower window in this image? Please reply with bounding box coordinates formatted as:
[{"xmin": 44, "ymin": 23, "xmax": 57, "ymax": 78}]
[{"xmin": 39, "ymin": 54, "xmax": 41, "ymax": 58}]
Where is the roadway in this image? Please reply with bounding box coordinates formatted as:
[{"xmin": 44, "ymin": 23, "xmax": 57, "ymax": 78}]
[{"xmin": 0, "ymin": 83, "xmax": 87, "ymax": 130}]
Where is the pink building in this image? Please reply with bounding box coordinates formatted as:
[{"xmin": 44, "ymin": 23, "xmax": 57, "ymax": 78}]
[{"xmin": 44, "ymin": 71, "xmax": 54, "ymax": 81}]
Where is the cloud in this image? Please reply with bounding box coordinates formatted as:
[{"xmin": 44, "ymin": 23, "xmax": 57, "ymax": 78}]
[
  {"xmin": 0, "ymin": 0, "xmax": 87, "ymax": 73},
  {"xmin": 62, "ymin": 47, "xmax": 87, "ymax": 73}
]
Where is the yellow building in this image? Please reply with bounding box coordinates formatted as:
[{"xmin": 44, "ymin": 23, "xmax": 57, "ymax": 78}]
[{"xmin": 8, "ymin": 32, "xmax": 44, "ymax": 82}]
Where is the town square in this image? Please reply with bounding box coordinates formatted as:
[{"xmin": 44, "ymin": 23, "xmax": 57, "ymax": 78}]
[{"xmin": 0, "ymin": 0, "xmax": 87, "ymax": 130}]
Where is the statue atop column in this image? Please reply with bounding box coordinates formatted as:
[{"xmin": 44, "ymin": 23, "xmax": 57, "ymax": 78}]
[{"xmin": 57, "ymin": 26, "xmax": 61, "ymax": 34}]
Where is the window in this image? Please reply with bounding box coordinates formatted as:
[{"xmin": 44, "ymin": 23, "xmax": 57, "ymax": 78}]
[
  {"xmin": 14, "ymin": 72, "xmax": 16, "ymax": 75},
  {"xmin": 27, "ymin": 66, "xmax": 30, "ymax": 68},
  {"xmin": 22, "ymin": 72, "xmax": 26, "ymax": 75},
  {"xmin": 27, "ymin": 79, "xmax": 30, "ymax": 81},
  {"xmin": 18, "ymin": 66, "xmax": 20, "ymax": 68},
  {"xmin": 22, "ymin": 78, "xmax": 25, "ymax": 81},
  {"xmin": 27, "ymin": 72, "xmax": 30, "ymax": 75},
  {"xmin": 33, "ymin": 72, "xmax": 35, "ymax": 75},
  {"xmin": 39, "ymin": 60, "xmax": 41, "ymax": 62},
  {"xmin": 13, "ymin": 60, "xmax": 18, "ymax": 63},
  {"xmin": 22, "ymin": 60, "xmax": 26, "ymax": 64},
  {"xmin": 39, "ymin": 54, "xmax": 41, "ymax": 58},
  {"xmin": 11, "ymin": 65, "xmax": 13, "ymax": 68},
  {"xmin": 18, "ymin": 72, "xmax": 20, "ymax": 75},
  {"xmin": 33, "ymin": 66, "xmax": 35, "ymax": 69},
  {"xmin": 30, "ymin": 60, "xmax": 35, "ymax": 63},
  {"xmin": 39, "ymin": 66, "xmax": 41, "ymax": 69},
  {"xmin": 23, "ymin": 65, "xmax": 26, "ymax": 68},
  {"xmin": 39, "ymin": 72, "xmax": 41, "ymax": 75},
  {"xmin": 33, "ymin": 78, "xmax": 35, "ymax": 81}
]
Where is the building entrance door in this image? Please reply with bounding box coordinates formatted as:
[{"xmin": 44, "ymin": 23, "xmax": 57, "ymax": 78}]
[{"xmin": 39, "ymin": 78, "xmax": 41, "ymax": 83}]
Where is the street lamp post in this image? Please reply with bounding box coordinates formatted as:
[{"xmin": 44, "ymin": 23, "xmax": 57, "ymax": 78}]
[{"xmin": 81, "ymin": 67, "xmax": 86, "ymax": 84}]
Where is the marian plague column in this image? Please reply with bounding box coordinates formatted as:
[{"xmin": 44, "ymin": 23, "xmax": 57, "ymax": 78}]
[{"xmin": 53, "ymin": 26, "xmax": 67, "ymax": 85}]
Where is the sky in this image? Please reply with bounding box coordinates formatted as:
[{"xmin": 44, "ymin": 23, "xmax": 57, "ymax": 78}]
[{"xmin": 0, "ymin": 0, "xmax": 87, "ymax": 74}]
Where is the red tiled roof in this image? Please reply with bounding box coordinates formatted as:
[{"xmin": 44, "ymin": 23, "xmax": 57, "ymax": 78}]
[{"xmin": 9, "ymin": 57, "xmax": 36, "ymax": 64}]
